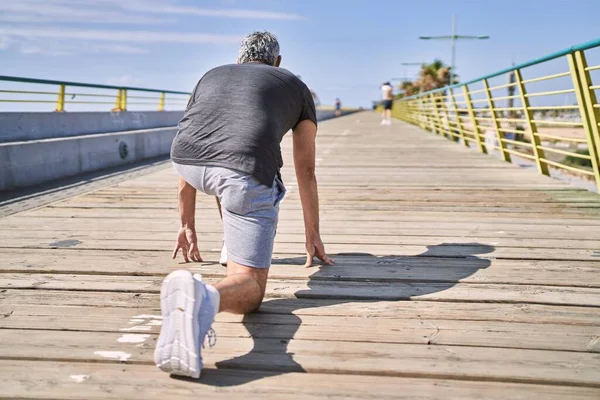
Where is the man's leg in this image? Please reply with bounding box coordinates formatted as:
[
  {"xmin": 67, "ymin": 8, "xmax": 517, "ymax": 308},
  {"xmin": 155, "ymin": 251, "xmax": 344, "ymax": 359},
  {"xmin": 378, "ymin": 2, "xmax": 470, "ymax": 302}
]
[
  {"xmin": 154, "ymin": 261, "xmax": 268, "ymax": 379},
  {"xmin": 156, "ymin": 167, "xmax": 281, "ymax": 379},
  {"xmin": 215, "ymin": 261, "xmax": 269, "ymax": 314}
]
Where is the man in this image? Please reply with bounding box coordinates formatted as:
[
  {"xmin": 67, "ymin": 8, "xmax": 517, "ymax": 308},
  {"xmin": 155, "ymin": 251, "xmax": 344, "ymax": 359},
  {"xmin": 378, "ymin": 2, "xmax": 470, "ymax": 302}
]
[
  {"xmin": 154, "ymin": 31, "xmax": 333, "ymax": 379},
  {"xmin": 381, "ymin": 82, "xmax": 393, "ymax": 125}
]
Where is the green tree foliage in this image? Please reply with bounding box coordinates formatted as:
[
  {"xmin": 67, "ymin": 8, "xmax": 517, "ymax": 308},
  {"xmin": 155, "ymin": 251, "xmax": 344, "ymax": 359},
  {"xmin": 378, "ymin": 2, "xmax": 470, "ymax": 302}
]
[{"xmin": 397, "ymin": 59, "xmax": 456, "ymax": 97}]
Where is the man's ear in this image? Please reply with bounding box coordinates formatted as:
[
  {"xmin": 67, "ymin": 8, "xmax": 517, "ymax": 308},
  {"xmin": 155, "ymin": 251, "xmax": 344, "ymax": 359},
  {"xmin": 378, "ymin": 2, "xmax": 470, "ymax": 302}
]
[{"xmin": 275, "ymin": 55, "xmax": 282, "ymax": 67}]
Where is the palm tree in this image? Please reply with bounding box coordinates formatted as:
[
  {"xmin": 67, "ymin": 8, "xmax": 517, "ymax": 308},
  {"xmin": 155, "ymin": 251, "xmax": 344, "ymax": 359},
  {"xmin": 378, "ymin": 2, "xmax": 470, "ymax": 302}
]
[
  {"xmin": 416, "ymin": 59, "xmax": 456, "ymax": 92},
  {"xmin": 396, "ymin": 60, "xmax": 457, "ymax": 96}
]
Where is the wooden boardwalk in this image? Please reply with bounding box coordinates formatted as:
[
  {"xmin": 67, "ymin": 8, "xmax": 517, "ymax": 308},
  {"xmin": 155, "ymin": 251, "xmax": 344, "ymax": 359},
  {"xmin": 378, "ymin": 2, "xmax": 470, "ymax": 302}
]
[{"xmin": 1, "ymin": 112, "xmax": 600, "ymax": 399}]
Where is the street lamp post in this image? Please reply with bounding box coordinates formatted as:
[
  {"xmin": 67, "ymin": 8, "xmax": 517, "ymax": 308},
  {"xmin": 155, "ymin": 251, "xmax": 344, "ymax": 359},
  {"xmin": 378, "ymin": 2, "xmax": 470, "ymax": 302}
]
[{"xmin": 419, "ymin": 15, "xmax": 489, "ymax": 84}]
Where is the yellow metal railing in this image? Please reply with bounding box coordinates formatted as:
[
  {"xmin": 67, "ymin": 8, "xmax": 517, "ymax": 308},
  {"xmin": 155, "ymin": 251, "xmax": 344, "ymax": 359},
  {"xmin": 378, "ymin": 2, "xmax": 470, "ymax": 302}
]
[
  {"xmin": 393, "ymin": 38, "xmax": 600, "ymax": 192},
  {"xmin": 0, "ymin": 75, "xmax": 191, "ymax": 112}
]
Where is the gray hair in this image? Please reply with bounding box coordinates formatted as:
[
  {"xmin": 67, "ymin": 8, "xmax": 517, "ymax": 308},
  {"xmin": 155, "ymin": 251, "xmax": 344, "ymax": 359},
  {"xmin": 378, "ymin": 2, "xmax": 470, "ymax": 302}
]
[{"xmin": 237, "ymin": 31, "xmax": 280, "ymax": 66}]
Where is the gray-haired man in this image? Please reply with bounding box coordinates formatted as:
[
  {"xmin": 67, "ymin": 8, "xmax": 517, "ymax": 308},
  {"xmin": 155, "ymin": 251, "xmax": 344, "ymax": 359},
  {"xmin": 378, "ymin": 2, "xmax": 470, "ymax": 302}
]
[{"xmin": 154, "ymin": 31, "xmax": 333, "ymax": 379}]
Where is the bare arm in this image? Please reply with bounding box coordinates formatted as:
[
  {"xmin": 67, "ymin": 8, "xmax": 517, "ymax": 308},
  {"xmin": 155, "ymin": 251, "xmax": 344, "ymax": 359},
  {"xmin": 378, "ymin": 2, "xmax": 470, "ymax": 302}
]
[
  {"xmin": 293, "ymin": 120, "xmax": 333, "ymax": 267},
  {"xmin": 173, "ymin": 176, "xmax": 202, "ymax": 262}
]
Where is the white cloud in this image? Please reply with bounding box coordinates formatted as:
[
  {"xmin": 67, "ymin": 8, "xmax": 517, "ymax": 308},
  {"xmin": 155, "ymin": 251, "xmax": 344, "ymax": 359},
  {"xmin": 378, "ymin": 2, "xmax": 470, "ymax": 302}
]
[
  {"xmin": 0, "ymin": 13, "xmax": 170, "ymax": 25},
  {"xmin": 124, "ymin": 4, "xmax": 306, "ymax": 20},
  {"xmin": 2, "ymin": 37, "xmax": 149, "ymax": 56},
  {"xmin": 0, "ymin": 0, "xmax": 305, "ymax": 56},
  {"xmin": 0, "ymin": 36, "xmax": 11, "ymax": 49},
  {"xmin": 0, "ymin": 1, "xmax": 171, "ymax": 24},
  {"xmin": 0, "ymin": 26, "xmax": 240, "ymax": 45},
  {"xmin": 0, "ymin": 0, "xmax": 305, "ymax": 22},
  {"xmin": 19, "ymin": 45, "xmax": 42, "ymax": 54},
  {"xmin": 90, "ymin": 44, "xmax": 149, "ymax": 54}
]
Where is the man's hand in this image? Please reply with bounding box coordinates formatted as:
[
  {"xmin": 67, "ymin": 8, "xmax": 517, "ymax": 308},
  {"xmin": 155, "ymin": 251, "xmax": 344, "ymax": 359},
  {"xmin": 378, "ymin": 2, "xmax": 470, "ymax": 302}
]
[
  {"xmin": 304, "ymin": 235, "xmax": 334, "ymax": 267},
  {"xmin": 172, "ymin": 226, "xmax": 202, "ymax": 262}
]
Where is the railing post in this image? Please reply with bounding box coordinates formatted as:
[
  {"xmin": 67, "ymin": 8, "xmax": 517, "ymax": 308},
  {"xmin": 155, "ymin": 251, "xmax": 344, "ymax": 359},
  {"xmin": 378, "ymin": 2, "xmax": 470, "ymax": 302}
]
[
  {"xmin": 483, "ymin": 78, "xmax": 511, "ymax": 162},
  {"xmin": 430, "ymin": 93, "xmax": 443, "ymax": 135},
  {"xmin": 440, "ymin": 92, "xmax": 452, "ymax": 139},
  {"xmin": 158, "ymin": 92, "xmax": 166, "ymax": 112},
  {"xmin": 463, "ymin": 84, "xmax": 487, "ymax": 153},
  {"xmin": 55, "ymin": 84, "xmax": 66, "ymax": 112},
  {"xmin": 114, "ymin": 89, "xmax": 122, "ymax": 111},
  {"xmin": 514, "ymin": 69, "xmax": 549, "ymax": 175},
  {"xmin": 420, "ymin": 96, "xmax": 431, "ymax": 132},
  {"xmin": 120, "ymin": 89, "xmax": 127, "ymax": 111},
  {"xmin": 410, "ymin": 99, "xmax": 416, "ymax": 125},
  {"xmin": 396, "ymin": 100, "xmax": 404, "ymax": 122},
  {"xmin": 571, "ymin": 51, "xmax": 600, "ymax": 191},
  {"xmin": 449, "ymin": 88, "xmax": 468, "ymax": 146}
]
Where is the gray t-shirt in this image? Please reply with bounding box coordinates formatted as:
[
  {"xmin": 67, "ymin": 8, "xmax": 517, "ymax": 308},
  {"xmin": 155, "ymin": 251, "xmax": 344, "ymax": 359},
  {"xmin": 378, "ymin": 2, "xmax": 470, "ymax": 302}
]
[{"xmin": 171, "ymin": 63, "xmax": 317, "ymax": 187}]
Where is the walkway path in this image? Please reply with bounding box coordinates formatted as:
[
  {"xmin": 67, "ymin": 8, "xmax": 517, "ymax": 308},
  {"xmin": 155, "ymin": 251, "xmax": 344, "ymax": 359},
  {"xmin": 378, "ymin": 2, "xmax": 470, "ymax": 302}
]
[{"xmin": 1, "ymin": 112, "xmax": 599, "ymax": 399}]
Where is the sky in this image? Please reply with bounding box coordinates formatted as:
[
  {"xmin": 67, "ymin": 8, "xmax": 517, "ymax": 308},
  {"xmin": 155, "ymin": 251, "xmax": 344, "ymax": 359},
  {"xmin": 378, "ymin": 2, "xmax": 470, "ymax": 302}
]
[{"xmin": 1, "ymin": 0, "xmax": 600, "ymax": 108}]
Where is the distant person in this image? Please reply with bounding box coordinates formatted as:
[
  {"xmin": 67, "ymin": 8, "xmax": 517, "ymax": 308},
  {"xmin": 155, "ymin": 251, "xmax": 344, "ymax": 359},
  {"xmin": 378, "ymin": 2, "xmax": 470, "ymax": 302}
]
[
  {"xmin": 155, "ymin": 31, "xmax": 333, "ymax": 379},
  {"xmin": 334, "ymin": 98, "xmax": 342, "ymax": 117},
  {"xmin": 381, "ymin": 82, "xmax": 393, "ymax": 125}
]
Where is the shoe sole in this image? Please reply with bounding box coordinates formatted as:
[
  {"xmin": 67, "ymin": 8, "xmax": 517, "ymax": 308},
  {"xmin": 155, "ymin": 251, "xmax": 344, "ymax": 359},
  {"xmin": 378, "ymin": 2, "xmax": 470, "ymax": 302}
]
[{"xmin": 154, "ymin": 270, "xmax": 201, "ymax": 378}]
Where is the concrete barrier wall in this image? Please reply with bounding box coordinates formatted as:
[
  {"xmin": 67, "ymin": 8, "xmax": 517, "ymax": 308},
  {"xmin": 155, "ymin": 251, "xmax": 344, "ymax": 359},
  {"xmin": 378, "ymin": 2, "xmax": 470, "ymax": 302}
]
[
  {"xmin": 0, "ymin": 127, "xmax": 176, "ymax": 191},
  {"xmin": 0, "ymin": 111, "xmax": 184, "ymax": 143},
  {"xmin": 315, "ymin": 109, "xmax": 358, "ymax": 122},
  {"xmin": 0, "ymin": 109, "xmax": 361, "ymax": 192}
]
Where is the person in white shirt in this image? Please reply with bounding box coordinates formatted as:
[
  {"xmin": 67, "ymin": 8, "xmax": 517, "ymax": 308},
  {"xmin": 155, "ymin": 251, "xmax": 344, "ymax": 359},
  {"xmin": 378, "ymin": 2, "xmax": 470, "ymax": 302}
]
[{"xmin": 380, "ymin": 82, "xmax": 393, "ymax": 125}]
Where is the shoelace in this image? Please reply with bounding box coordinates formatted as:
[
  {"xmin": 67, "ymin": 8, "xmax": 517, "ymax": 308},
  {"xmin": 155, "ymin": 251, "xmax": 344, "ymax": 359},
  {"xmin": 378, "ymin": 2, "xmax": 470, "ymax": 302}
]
[{"xmin": 203, "ymin": 328, "xmax": 217, "ymax": 348}]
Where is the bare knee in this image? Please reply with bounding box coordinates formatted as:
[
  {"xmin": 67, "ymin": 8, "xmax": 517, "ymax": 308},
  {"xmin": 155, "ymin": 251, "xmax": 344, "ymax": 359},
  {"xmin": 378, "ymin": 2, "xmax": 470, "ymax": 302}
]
[{"xmin": 216, "ymin": 260, "xmax": 269, "ymax": 314}]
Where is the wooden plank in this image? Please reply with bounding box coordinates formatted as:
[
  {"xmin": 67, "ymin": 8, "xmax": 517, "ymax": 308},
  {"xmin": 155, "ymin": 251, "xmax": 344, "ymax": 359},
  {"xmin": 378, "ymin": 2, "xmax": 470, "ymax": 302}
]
[
  {"xmin": 3, "ymin": 360, "xmax": 597, "ymax": 400},
  {"xmin": 14, "ymin": 207, "xmax": 600, "ymax": 222},
  {"xmin": 59, "ymin": 186, "xmax": 600, "ymax": 200},
  {"xmin": 39, "ymin": 201, "xmax": 600, "ymax": 212},
  {"xmin": 2, "ymin": 291, "xmax": 599, "ymax": 326},
  {"xmin": 1, "ymin": 238, "xmax": 598, "ymax": 261},
  {"xmin": 1, "ymin": 273, "xmax": 600, "ymax": 306},
  {"xmin": 1, "ymin": 305, "xmax": 598, "ymax": 352},
  {"xmin": 2, "ymin": 230, "xmax": 599, "ymax": 249},
  {"xmin": 0, "ymin": 329, "xmax": 598, "ymax": 387},
  {"xmin": 1, "ymin": 249, "xmax": 599, "ymax": 287},
  {"xmin": 4, "ymin": 218, "xmax": 600, "ymax": 239}
]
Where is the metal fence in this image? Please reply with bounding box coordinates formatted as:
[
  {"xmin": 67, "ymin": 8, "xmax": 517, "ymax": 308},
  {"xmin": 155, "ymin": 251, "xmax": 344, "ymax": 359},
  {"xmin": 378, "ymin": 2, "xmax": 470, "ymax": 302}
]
[
  {"xmin": 0, "ymin": 75, "xmax": 191, "ymax": 112},
  {"xmin": 393, "ymin": 38, "xmax": 600, "ymax": 192}
]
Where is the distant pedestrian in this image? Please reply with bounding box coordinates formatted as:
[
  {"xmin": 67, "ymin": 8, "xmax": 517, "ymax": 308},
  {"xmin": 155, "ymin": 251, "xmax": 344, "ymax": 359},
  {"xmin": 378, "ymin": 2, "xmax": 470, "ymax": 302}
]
[
  {"xmin": 334, "ymin": 98, "xmax": 342, "ymax": 117},
  {"xmin": 380, "ymin": 82, "xmax": 393, "ymax": 125}
]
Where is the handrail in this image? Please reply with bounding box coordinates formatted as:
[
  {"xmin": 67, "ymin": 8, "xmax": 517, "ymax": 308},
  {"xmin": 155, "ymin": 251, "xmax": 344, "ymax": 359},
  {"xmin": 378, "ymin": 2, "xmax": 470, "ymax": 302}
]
[
  {"xmin": 0, "ymin": 75, "xmax": 190, "ymax": 95},
  {"xmin": 0, "ymin": 75, "xmax": 192, "ymax": 112},
  {"xmin": 393, "ymin": 38, "xmax": 600, "ymax": 193}
]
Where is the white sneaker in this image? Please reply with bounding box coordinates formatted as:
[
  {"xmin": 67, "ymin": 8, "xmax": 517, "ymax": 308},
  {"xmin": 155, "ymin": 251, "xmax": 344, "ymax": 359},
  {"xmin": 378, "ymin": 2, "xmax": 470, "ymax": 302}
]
[
  {"xmin": 219, "ymin": 243, "xmax": 228, "ymax": 267},
  {"xmin": 154, "ymin": 270, "xmax": 219, "ymax": 379}
]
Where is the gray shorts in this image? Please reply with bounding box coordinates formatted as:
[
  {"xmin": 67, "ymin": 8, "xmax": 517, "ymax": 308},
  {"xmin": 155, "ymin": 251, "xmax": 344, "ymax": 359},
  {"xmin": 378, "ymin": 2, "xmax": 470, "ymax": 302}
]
[{"xmin": 173, "ymin": 163, "xmax": 286, "ymax": 268}]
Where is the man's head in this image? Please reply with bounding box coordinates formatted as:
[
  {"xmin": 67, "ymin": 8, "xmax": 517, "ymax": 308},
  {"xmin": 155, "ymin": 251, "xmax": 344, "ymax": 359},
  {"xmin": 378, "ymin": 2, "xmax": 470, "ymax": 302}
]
[{"xmin": 237, "ymin": 31, "xmax": 281, "ymax": 67}]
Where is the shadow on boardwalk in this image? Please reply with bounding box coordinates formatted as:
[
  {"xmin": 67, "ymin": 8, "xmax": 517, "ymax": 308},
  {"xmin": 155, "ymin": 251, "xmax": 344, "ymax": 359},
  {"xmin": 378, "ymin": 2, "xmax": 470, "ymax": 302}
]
[{"xmin": 194, "ymin": 243, "xmax": 494, "ymax": 386}]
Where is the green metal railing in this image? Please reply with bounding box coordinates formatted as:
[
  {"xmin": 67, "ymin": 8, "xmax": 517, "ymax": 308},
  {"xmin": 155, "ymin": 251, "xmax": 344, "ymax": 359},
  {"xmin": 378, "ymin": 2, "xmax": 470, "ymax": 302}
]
[
  {"xmin": 393, "ymin": 38, "xmax": 600, "ymax": 192},
  {"xmin": 0, "ymin": 75, "xmax": 191, "ymax": 112}
]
